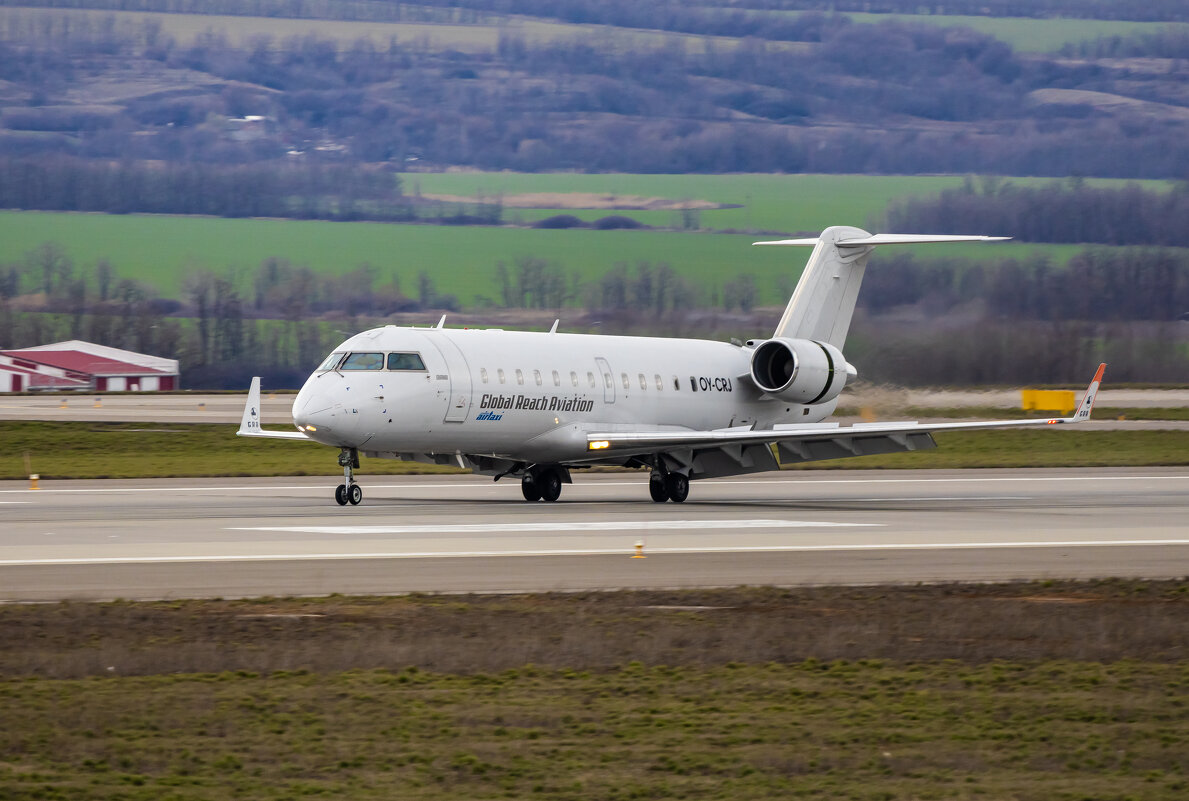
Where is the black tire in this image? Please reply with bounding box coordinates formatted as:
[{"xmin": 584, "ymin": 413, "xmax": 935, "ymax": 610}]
[
  {"xmin": 649, "ymin": 474, "xmax": 668, "ymax": 503},
  {"xmin": 538, "ymin": 468, "xmax": 563, "ymax": 502},
  {"xmin": 521, "ymin": 474, "xmax": 541, "ymax": 502},
  {"xmin": 335, "ymin": 484, "xmax": 348, "ymax": 506},
  {"xmin": 348, "ymin": 484, "xmax": 363, "ymax": 505},
  {"xmin": 664, "ymin": 473, "xmax": 689, "ymax": 503}
]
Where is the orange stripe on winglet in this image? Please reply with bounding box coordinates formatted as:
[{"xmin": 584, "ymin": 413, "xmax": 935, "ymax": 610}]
[{"xmin": 1092, "ymin": 363, "xmax": 1106, "ymax": 383}]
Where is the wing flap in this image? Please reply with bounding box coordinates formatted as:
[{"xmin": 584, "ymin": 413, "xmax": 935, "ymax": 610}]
[{"xmin": 586, "ymin": 364, "xmax": 1105, "ymax": 457}]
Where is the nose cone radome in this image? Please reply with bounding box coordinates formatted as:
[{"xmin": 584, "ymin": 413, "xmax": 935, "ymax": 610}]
[{"xmin": 293, "ymin": 381, "xmax": 337, "ymax": 434}]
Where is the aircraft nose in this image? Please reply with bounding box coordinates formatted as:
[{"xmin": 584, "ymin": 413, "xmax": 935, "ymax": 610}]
[{"xmin": 293, "ymin": 386, "xmax": 336, "ymax": 432}]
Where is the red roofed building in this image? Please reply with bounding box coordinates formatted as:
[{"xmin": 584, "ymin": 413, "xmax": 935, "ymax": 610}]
[{"xmin": 0, "ymin": 341, "xmax": 179, "ymax": 392}]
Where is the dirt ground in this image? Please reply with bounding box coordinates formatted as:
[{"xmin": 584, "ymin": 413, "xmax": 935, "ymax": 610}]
[{"xmin": 3, "ymin": 579, "xmax": 1184, "ymax": 679}]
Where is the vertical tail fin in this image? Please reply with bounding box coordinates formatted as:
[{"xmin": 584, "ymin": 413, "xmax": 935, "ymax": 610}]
[
  {"xmin": 1069, "ymin": 363, "xmax": 1106, "ymax": 422},
  {"xmin": 755, "ymin": 228, "xmax": 1009, "ymax": 349}
]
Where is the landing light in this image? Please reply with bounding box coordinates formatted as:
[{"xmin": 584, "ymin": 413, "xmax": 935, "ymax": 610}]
[
  {"xmin": 306, "ymin": 425, "xmax": 318, "ymax": 432},
  {"xmin": 589, "ymin": 440, "xmax": 611, "ymax": 451}
]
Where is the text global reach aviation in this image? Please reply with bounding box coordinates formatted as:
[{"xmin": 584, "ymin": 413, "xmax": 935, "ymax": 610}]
[{"xmin": 238, "ymin": 226, "xmax": 1105, "ymax": 505}]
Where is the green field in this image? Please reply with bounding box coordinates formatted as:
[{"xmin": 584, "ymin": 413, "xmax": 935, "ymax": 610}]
[
  {"xmin": 407, "ymin": 172, "xmax": 1171, "ymax": 234},
  {"xmin": 828, "ymin": 12, "xmax": 1182, "ymax": 53},
  {"xmin": 3, "ymin": 5, "xmax": 1175, "ymax": 54},
  {"xmin": 2, "ymin": 421, "xmax": 1185, "ymax": 479},
  {"xmin": 0, "ymin": 209, "xmax": 1102, "ymax": 309},
  {"xmin": 0, "ymin": 6, "xmax": 763, "ymax": 53}
]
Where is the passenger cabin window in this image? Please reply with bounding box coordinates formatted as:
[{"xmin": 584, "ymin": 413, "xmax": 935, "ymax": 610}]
[
  {"xmin": 588, "ymin": 371, "xmax": 596, "ymax": 388},
  {"xmin": 603, "ymin": 372, "xmax": 613, "ymax": 389},
  {"xmin": 340, "ymin": 352, "xmax": 383, "ymax": 370},
  {"xmin": 516, "ymin": 369, "xmax": 525, "ymax": 385},
  {"xmin": 387, "ymin": 352, "xmax": 426, "ymax": 371},
  {"xmin": 639, "ymin": 373, "xmax": 647, "ymax": 390},
  {"xmin": 621, "ymin": 373, "xmax": 630, "ymax": 389},
  {"xmin": 571, "ymin": 371, "xmax": 579, "ymax": 388},
  {"xmin": 318, "ymin": 352, "xmax": 345, "ymax": 371},
  {"xmin": 480, "ymin": 368, "xmax": 488, "ymax": 384},
  {"xmin": 498, "ymin": 369, "xmax": 506, "ymax": 384},
  {"xmin": 655, "ymin": 374, "xmax": 663, "ymax": 390},
  {"xmin": 552, "ymin": 370, "xmax": 561, "ymax": 387},
  {"xmin": 533, "ymin": 369, "xmax": 543, "ymax": 386},
  {"xmin": 673, "ymin": 376, "xmax": 680, "ymax": 390}
]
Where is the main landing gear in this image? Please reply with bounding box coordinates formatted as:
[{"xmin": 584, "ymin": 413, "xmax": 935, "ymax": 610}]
[
  {"xmin": 334, "ymin": 447, "xmax": 362, "ymax": 506},
  {"xmin": 521, "ymin": 465, "xmax": 564, "ymax": 502},
  {"xmin": 649, "ymin": 467, "xmax": 689, "ymax": 503}
]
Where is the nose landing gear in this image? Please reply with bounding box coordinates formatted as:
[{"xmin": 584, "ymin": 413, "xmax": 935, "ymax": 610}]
[{"xmin": 335, "ymin": 447, "xmax": 362, "ymax": 506}]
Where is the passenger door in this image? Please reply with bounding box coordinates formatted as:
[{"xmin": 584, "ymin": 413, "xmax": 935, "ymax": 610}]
[
  {"xmin": 595, "ymin": 357, "xmax": 615, "ymax": 404},
  {"xmin": 427, "ymin": 335, "xmax": 473, "ymax": 422}
]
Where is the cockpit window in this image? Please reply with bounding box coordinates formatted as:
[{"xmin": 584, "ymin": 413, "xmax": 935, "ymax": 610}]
[
  {"xmin": 387, "ymin": 352, "xmax": 426, "ymax": 371},
  {"xmin": 340, "ymin": 352, "xmax": 384, "ymax": 370},
  {"xmin": 318, "ymin": 352, "xmax": 346, "ymax": 371}
]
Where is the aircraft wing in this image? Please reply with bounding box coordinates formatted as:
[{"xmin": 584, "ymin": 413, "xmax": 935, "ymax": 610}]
[
  {"xmin": 585, "ymin": 364, "xmax": 1106, "ymax": 464},
  {"xmin": 236, "ymin": 377, "xmax": 311, "ymax": 441}
]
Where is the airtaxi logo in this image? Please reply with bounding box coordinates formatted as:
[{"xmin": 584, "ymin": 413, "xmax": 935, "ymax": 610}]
[{"xmin": 476, "ymin": 411, "xmax": 503, "ymax": 421}]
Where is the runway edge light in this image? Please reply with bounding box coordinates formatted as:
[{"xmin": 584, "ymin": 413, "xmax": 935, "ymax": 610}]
[{"xmin": 632, "ymin": 540, "xmax": 646, "ymax": 559}]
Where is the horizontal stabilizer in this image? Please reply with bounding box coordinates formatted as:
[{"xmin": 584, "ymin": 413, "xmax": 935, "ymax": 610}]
[{"xmin": 755, "ymin": 234, "xmax": 1010, "ymax": 247}]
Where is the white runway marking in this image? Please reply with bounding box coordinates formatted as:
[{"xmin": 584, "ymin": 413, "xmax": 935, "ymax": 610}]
[
  {"xmin": 229, "ymin": 519, "xmax": 880, "ymax": 536},
  {"xmin": 2, "ymin": 539, "xmax": 1187, "ymax": 567},
  {"xmin": 0, "ymin": 475, "xmax": 1184, "ymax": 494}
]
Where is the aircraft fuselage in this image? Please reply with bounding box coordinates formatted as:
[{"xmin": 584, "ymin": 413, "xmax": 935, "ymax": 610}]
[{"xmin": 293, "ymin": 326, "xmax": 835, "ymax": 464}]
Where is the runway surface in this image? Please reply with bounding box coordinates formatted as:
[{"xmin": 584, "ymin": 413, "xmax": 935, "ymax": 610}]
[{"xmin": 1, "ymin": 468, "xmax": 1185, "ymax": 601}]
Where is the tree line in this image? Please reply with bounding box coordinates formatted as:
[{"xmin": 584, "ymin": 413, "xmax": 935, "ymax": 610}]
[
  {"xmin": 885, "ymin": 179, "xmax": 1189, "ymax": 247},
  {"xmin": 1061, "ymin": 27, "xmax": 1189, "ymax": 59},
  {"xmin": 3, "ymin": 239, "xmax": 1185, "ymax": 387},
  {"xmin": 861, "ymin": 248, "xmax": 1189, "ymax": 322},
  {"xmin": 0, "ymin": 158, "xmax": 408, "ymax": 220}
]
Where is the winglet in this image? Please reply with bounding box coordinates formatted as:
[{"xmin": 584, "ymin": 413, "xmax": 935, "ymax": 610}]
[
  {"xmin": 1068, "ymin": 363, "xmax": 1106, "ymax": 422},
  {"xmin": 238, "ymin": 377, "xmax": 262, "ymax": 436}
]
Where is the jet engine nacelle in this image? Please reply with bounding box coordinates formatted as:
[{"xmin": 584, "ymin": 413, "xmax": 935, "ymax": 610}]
[{"xmin": 749, "ymin": 337, "xmax": 848, "ymax": 404}]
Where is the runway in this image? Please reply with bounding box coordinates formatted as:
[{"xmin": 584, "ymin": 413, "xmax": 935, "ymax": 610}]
[{"xmin": 0, "ymin": 468, "xmax": 1185, "ymax": 601}]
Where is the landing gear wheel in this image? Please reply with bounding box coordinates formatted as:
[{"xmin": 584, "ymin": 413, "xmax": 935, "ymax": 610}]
[
  {"xmin": 348, "ymin": 484, "xmax": 363, "ymax": 505},
  {"xmin": 521, "ymin": 474, "xmax": 541, "ymax": 502},
  {"xmin": 335, "ymin": 484, "xmax": 348, "ymax": 506},
  {"xmin": 664, "ymin": 473, "xmax": 689, "ymax": 503},
  {"xmin": 649, "ymin": 474, "xmax": 668, "ymax": 503},
  {"xmin": 538, "ymin": 468, "xmax": 563, "ymax": 503}
]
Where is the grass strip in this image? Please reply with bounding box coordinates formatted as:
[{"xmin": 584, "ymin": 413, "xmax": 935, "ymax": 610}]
[
  {"xmin": 2, "ymin": 662, "xmax": 1186, "ymax": 801},
  {"xmin": 1, "ymin": 582, "xmax": 1186, "ymax": 801},
  {"xmin": 1, "ymin": 422, "xmax": 1187, "ymax": 479},
  {"xmin": 835, "ymin": 407, "xmax": 1189, "ymax": 421}
]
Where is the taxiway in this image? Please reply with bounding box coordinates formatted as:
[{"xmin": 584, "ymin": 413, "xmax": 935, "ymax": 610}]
[{"xmin": 1, "ymin": 468, "xmax": 1185, "ymax": 601}]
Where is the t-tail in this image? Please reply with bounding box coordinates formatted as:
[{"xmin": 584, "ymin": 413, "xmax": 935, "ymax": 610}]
[{"xmin": 755, "ymin": 227, "xmax": 1009, "ymax": 349}]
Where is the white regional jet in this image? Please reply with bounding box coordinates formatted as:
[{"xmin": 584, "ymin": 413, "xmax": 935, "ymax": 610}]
[{"xmin": 238, "ymin": 226, "xmax": 1105, "ymax": 505}]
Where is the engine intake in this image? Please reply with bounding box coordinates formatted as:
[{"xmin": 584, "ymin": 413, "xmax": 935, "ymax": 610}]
[{"xmin": 750, "ymin": 338, "xmax": 847, "ymax": 404}]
